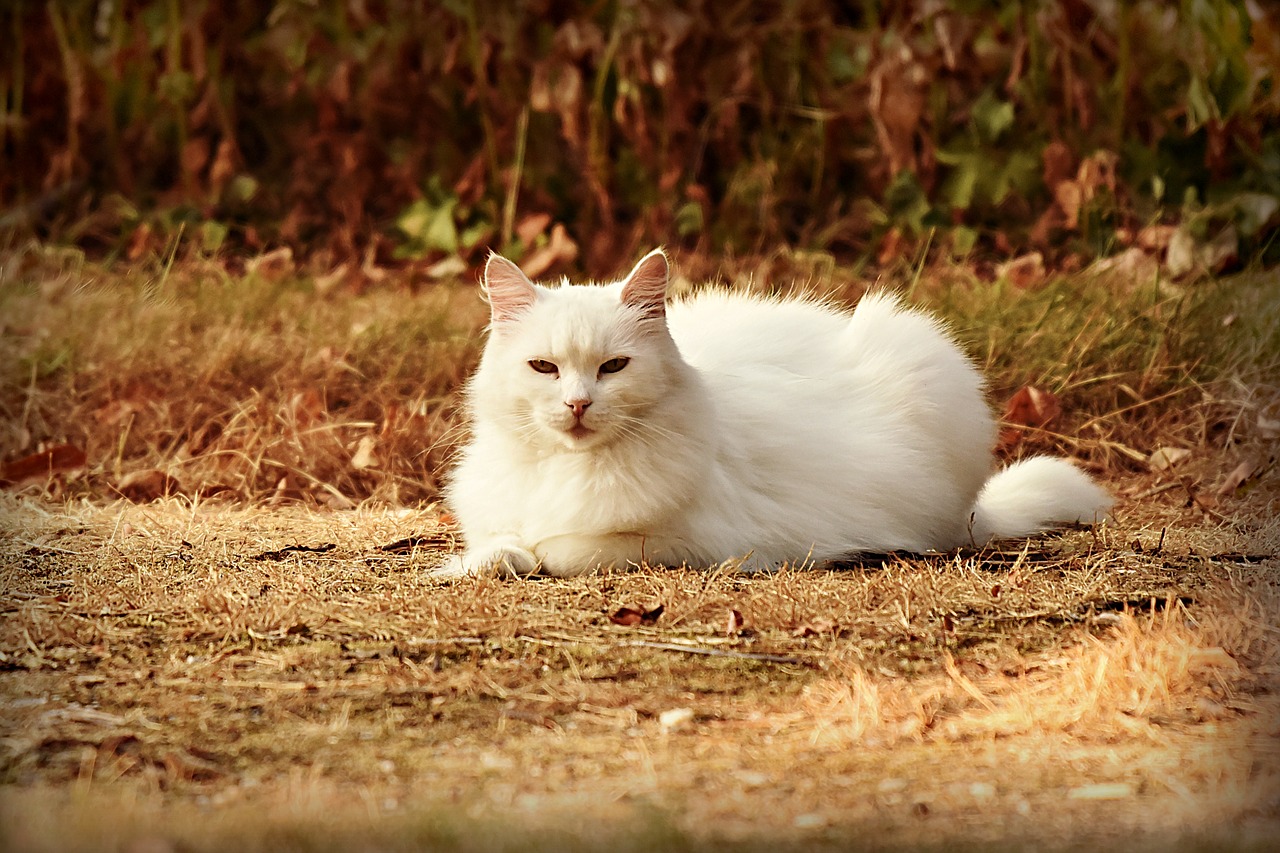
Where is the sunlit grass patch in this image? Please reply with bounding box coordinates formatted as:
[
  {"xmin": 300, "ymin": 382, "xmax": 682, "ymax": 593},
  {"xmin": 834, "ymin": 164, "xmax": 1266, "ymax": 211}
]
[
  {"xmin": 3, "ymin": 246, "xmax": 1277, "ymax": 511},
  {"xmin": 0, "ymin": 498, "xmax": 1277, "ymax": 851}
]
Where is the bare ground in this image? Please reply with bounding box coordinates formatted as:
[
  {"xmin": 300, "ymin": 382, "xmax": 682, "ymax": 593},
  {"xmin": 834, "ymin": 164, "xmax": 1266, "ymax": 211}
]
[{"xmin": 2, "ymin": 472, "xmax": 1278, "ymax": 852}]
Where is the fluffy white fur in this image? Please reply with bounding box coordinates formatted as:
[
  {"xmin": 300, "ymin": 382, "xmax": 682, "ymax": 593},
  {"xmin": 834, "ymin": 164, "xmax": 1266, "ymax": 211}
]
[{"xmin": 440, "ymin": 249, "xmax": 1111, "ymax": 577}]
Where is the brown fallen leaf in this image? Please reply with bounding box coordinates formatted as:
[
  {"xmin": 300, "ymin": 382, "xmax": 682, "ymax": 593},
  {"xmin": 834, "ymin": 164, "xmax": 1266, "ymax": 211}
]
[
  {"xmin": 1041, "ymin": 140, "xmax": 1075, "ymax": 192},
  {"xmin": 161, "ymin": 747, "xmax": 225, "ymax": 783},
  {"xmin": 1148, "ymin": 446, "xmax": 1192, "ymax": 472},
  {"xmin": 726, "ymin": 608, "xmax": 746, "ymax": 636},
  {"xmin": 868, "ymin": 43, "xmax": 928, "ymax": 176},
  {"xmin": 1040, "ymin": 149, "xmax": 1118, "ymax": 234},
  {"xmin": 791, "ymin": 619, "xmax": 837, "ymax": 638},
  {"xmin": 996, "ymin": 252, "xmax": 1046, "ymax": 289},
  {"xmin": 2, "ymin": 443, "xmax": 87, "ymax": 488},
  {"xmin": 350, "ymin": 435, "xmax": 378, "ymax": 470},
  {"xmin": 609, "ymin": 604, "xmax": 664, "ymax": 627},
  {"xmin": 286, "ymin": 389, "xmax": 326, "ymax": 430},
  {"xmin": 876, "ymin": 226, "xmax": 910, "ymax": 266},
  {"xmin": 126, "ymin": 222, "xmax": 157, "ymax": 260},
  {"xmin": 515, "ymin": 212, "xmax": 553, "ymax": 246},
  {"xmin": 1216, "ymin": 458, "xmax": 1260, "ymax": 497},
  {"xmin": 115, "ymin": 470, "xmax": 180, "ymax": 502},
  {"xmin": 1137, "ymin": 224, "xmax": 1177, "ymax": 252},
  {"xmin": 997, "ymin": 385, "xmax": 1062, "ymax": 452},
  {"xmin": 245, "ymin": 246, "xmax": 295, "ymax": 282},
  {"xmin": 1165, "ymin": 226, "xmax": 1196, "ymax": 277},
  {"xmin": 1092, "ymin": 247, "xmax": 1159, "ymax": 280},
  {"xmin": 520, "ymin": 223, "xmax": 578, "ymax": 279}
]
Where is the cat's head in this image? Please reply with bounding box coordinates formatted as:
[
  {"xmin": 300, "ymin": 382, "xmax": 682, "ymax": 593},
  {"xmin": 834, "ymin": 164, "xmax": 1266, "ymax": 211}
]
[{"xmin": 469, "ymin": 249, "xmax": 686, "ymax": 452}]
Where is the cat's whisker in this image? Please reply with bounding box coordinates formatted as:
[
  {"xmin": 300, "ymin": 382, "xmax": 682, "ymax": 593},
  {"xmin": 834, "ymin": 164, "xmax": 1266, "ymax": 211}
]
[{"xmin": 609, "ymin": 416, "xmax": 674, "ymax": 451}]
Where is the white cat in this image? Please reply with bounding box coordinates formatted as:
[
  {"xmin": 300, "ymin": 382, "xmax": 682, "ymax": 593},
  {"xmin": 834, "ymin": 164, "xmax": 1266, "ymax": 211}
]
[{"xmin": 439, "ymin": 249, "xmax": 1111, "ymax": 578}]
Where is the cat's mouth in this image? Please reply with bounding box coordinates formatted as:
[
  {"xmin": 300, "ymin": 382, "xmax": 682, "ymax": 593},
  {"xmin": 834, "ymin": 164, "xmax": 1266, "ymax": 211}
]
[{"xmin": 567, "ymin": 423, "xmax": 594, "ymax": 440}]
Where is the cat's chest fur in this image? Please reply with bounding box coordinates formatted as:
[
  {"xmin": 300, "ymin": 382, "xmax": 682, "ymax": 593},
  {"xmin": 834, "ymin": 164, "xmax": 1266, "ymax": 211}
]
[{"xmin": 459, "ymin": 412, "xmax": 712, "ymax": 539}]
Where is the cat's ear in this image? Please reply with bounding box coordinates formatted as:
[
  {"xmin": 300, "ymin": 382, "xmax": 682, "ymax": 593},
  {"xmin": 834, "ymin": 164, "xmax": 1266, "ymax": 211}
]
[
  {"xmin": 483, "ymin": 253, "xmax": 537, "ymax": 323},
  {"xmin": 620, "ymin": 249, "xmax": 669, "ymax": 321}
]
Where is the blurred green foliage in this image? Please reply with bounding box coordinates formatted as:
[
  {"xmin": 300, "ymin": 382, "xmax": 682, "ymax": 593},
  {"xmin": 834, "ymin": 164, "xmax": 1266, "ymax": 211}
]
[{"xmin": 2, "ymin": 0, "xmax": 1277, "ymax": 272}]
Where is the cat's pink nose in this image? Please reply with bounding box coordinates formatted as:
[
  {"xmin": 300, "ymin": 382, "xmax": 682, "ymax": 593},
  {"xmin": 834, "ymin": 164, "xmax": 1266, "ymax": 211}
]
[{"xmin": 566, "ymin": 399, "xmax": 592, "ymax": 419}]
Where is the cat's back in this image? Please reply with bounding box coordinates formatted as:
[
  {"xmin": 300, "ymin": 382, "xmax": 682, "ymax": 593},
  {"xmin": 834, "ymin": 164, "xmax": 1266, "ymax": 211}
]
[
  {"xmin": 665, "ymin": 288, "xmax": 853, "ymax": 375},
  {"xmin": 665, "ymin": 288, "xmax": 952, "ymax": 376}
]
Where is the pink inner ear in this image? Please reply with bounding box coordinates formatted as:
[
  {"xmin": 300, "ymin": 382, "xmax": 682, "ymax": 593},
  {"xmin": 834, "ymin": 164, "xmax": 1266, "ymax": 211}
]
[
  {"xmin": 620, "ymin": 249, "xmax": 669, "ymax": 320},
  {"xmin": 484, "ymin": 254, "xmax": 537, "ymax": 323}
]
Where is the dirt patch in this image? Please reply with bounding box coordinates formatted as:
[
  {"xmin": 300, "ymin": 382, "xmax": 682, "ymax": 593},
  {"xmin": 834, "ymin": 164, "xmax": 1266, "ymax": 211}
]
[{"xmin": 1, "ymin": 486, "xmax": 1277, "ymax": 851}]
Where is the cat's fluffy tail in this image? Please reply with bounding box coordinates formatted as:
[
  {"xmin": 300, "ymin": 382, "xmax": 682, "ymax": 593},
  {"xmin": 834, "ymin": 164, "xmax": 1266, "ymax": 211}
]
[{"xmin": 969, "ymin": 456, "xmax": 1112, "ymax": 544}]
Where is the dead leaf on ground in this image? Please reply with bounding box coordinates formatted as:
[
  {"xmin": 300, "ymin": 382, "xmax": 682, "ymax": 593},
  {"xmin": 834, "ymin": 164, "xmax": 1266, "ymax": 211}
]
[
  {"xmin": 792, "ymin": 619, "xmax": 838, "ymax": 638},
  {"xmin": 1040, "ymin": 149, "xmax": 1119, "ymax": 233},
  {"xmin": 161, "ymin": 747, "xmax": 226, "ymax": 783},
  {"xmin": 1165, "ymin": 226, "xmax": 1196, "ymax": 277},
  {"xmin": 1092, "ymin": 247, "xmax": 1159, "ymax": 280},
  {"xmin": 1148, "ymin": 446, "xmax": 1191, "ymax": 472},
  {"xmin": 1041, "ymin": 140, "xmax": 1075, "ymax": 190},
  {"xmin": 877, "ymin": 226, "xmax": 910, "ymax": 266},
  {"xmin": 425, "ymin": 255, "xmax": 468, "ymax": 280},
  {"xmin": 996, "ymin": 252, "xmax": 1046, "ymax": 289},
  {"xmin": 868, "ymin": 43, "xmax": 928, "ymax": 176},
  {"xmin": 515, "ymin": 212, "xmax": 553, "ymax": 246},
  {"xmin": 609, "ymin": 603, "xmax": 664, "ymax": 627},
  {"xmin": 520, "ymin": 223, "xmax": 578, "ymax": 279},
  {"xmin": 1137, "ymin": 224, "xmax": 1177, "ymax": 252},
  {"xmin": 115, "ymin": 470, "xmax": 180, "ymax": 502},
  {"xmin": 251, "ymin": 543, "xmax": 337, "ymax": 562},
  {"xmin": 726, "ymin": 608, "xmax": 746, "ymax": 636},
  {"xmin": 379, "ymin": 534, "xmax": 452, "ymax": 553},
  {"xmin": 2, "ymin": 444, "xmax": 88, "ymax": 488},
  {"xmin": 126, "ymin": 222, "xmax": 157, "ymax": 260},
  {"xmin": 658, "ymin": 707, "xmax": 695, "ymax": 732},
  {"xmin": 1216, "ymin": 458, "xmax": 1260, "ymax": 497},
  {"xmin": 286, "ymin": 389, "xmax": 326, "ymax": 430},
  {"xmin": 351, "ymin": 435, "xmax": 379, "ymax": 470},
  {"xmin": 997, "ymin": 386, "xmax": 1062, "ymax": 452},
  {"xmin": 245, "ymin": 247, "xmax": 295, "ymax": 282}
]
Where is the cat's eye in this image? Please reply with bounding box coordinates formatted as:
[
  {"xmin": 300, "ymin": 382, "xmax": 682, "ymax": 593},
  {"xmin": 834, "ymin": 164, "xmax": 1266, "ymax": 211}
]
[
  {"xmin": 528, "ymin": 359, "xmax": 558, "ymax": 375},
  {"xmin": 599, "ymin": 357, "xmax": 630, "ymax": 375}
]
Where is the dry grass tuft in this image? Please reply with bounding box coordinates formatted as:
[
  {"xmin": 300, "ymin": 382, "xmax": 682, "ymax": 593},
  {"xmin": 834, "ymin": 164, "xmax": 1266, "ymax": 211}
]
[
  {"xmin": 2, "ymin": 491, "xmax": 1278, "ymax": 850},
  {"xmin": 2, "ymin": 248, "xmax": 485, "ymax": 505},
  {"xmin": 806, "ymin": 586, "xmax": 1279, "ymax": 750},
  {"xmin": 4, "ymin": 248, "xmax": 1278, "ymax": 508}
]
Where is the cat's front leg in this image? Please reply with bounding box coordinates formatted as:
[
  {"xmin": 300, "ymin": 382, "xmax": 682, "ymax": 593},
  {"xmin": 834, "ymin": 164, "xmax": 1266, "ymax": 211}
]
[
  {"xmin": 532, "ymin": 532, "xmax": 648, "ymax": 577},
  {"xmin": 430, "ymin": 536, "xmax": 539, "ymax": 579}
]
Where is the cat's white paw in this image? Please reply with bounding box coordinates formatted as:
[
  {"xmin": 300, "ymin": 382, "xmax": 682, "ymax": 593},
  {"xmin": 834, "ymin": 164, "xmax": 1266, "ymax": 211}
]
[
  {"xmin": 425, "ymin": 554, "xmax": 480, "ymax": 579},
  {"xmin": 426, "ymin": 543, "xmax": 540, "ymax": 579}
]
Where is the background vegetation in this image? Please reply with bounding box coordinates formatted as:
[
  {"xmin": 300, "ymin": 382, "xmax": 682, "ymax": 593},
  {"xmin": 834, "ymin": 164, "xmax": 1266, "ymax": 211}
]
[
  {"xmin": 3, "ymin": 6, "xmax": 1279, "ymax": 849},
  {"xmin": 3, "ymin": 0, "xmax": 1278, "ymax": 273}
]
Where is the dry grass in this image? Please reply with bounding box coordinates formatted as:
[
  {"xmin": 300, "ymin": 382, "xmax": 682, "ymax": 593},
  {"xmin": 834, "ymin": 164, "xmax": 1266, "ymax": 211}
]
[
  {"xmin": 4, "ymin": 244, "xmax": 1278, "ymax": 508},
  {"xmin": 2, "ymin": 250, "xmax": 1279, "ymax": 849},
  {"xmin": 1, "ymin": 485, "xmax": 1278, "ymax": 850}
]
